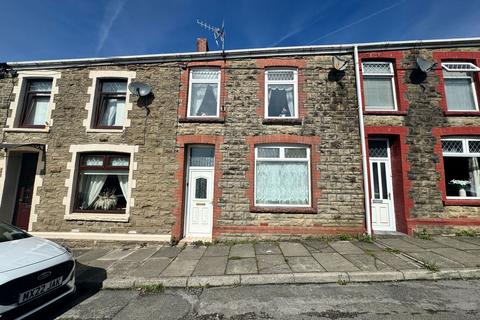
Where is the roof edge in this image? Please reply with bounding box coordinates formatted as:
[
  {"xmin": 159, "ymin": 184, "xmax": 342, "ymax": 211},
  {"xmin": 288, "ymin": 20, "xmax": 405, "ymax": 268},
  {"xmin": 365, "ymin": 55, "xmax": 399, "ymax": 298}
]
[{"xmin": 7, "ymin": 37, "xmax": 480, "ymax": 70}]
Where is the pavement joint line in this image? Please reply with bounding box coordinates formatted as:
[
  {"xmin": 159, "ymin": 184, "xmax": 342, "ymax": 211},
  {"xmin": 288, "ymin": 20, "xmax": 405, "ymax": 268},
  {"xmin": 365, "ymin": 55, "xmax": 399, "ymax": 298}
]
[
  {"xmin": 77, "ymin": 268, "xmax": 480, "ymax": 290},
  {"xmin": 374, "ymin": 239, "xmax": 427, "ymax": 269}
]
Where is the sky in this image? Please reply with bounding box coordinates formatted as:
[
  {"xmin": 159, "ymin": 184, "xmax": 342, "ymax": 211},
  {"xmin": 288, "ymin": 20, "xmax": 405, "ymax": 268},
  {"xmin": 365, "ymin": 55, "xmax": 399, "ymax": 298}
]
[{"xmin": 0, "ymin": 0, "xmax": 479, "ymax": 62}]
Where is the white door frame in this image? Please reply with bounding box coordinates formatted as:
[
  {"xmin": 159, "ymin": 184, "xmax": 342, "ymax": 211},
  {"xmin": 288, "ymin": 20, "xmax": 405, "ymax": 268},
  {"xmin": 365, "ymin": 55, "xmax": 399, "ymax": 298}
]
[
  {"xmin": 183, "ymin": 145, "xmax": 215, "ymax": 237},
  {"xmin": 368, "ymin": 138, "xmax": 396, "ymax": 232}
]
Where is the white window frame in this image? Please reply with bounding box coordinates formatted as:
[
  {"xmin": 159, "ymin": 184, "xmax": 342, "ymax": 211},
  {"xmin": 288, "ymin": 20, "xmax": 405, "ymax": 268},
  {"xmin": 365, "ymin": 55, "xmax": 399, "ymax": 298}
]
[
  {"xmin": 442, "ymin": 137, "xmax": 480, "ymax": 200},
  {"xmin": 254, "ymin": 144, "xmax": 311, "ymax": 207},
  {"xmin": 187, "ymin": 68, "xmax": 221, "ymax": 118},
  {"xmin": 264, "ymin": 69, "xmax": 299, "ymax": 119},
  {"xmin": 362, "ymin": 61, "xmax": 398, "ymax": 111},
  {"xmin": 442, "ymin": 62, "xmax": 480, "ymax": 72},
  {"xmin": 442, "ymin": 62, "xmax": 479, "ymax": 112}
]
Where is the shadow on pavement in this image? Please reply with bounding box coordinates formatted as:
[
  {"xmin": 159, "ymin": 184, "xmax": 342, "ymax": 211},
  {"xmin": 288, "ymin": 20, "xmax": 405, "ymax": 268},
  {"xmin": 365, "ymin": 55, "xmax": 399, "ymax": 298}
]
[{"xmin": 24, "ymin": 262, "xmax": 107, "ymax": 320}]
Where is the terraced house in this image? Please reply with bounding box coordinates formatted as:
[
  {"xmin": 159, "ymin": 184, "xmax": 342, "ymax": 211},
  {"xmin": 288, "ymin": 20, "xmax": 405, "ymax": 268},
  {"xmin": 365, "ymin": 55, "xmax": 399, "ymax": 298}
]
[{"xmin": 0, "ymin": 37, "xmax": 479, "ymax": 242}]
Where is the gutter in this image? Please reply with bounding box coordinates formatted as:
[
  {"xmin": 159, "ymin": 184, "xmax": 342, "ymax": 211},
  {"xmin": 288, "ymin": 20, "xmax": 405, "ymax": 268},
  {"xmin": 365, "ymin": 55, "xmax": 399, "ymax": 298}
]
[
  {"xmin": 353, "ymin": 45, "xmax": 372, "ymax": 236},
  {"xmin": 6, "ymin": 37, "xmax": 480, "ymax": 70}
]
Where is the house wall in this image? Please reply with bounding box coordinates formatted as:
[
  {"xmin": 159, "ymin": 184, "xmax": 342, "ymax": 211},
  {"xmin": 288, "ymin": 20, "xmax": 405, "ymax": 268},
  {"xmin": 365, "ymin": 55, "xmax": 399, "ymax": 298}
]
[{"xmin": 363, "ymin": 47, "xmax": 480, "ymax": 235}]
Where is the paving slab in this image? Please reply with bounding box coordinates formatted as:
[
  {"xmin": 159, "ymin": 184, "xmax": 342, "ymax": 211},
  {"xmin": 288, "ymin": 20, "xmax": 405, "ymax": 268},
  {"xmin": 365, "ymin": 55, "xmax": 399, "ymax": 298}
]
[
  {"xmin": 97, "ymin": 249, "xmax": 135, "ymax": 261},
  {"xmin": 407, "ymin": 251, "xmax": 465, "ymax": 269},
  {"xmin": 430, "ymin": 248, "xmax": 480, "ymax": 268},
  {"xmin": 312, "ymin": 253, "xmax": 359, "ymax": 272},
  {"xmin": 433, "ymin": 237, "xmax": 480, "ymax": 250},
  {"xmin": 377, "ymin": 239, "xmax": 426, "ymax": 252},
  {"xmin": 107, "ymin": 261, "xmax": 141, "ymax": 278},
  {"xmin": 176, "ymin": 246, "xmax": 206, "ymax": 259},
  {"xmin": 374, "ymin": 251, "xmax": 421, "ymax": 270},
  {"xmin": 229, "ymin": 244, "xmax": 255, "ymax": 258},
  {"xmin": 456, "ymin": 237, "xmax": 480, "ymax": 246},
  {"xmin": 286, "ymin": 256, "xmax": 325, "ymax": 273},
  {"xmin": 122, "ymin": 247, "xmax": 160, "ymax": 262},
  {"xmin": 330, "ymin": 241, "xmax": 364, "ymax": 255},
  {"xmin": 130, "ymin": 258, "xmax": 172, "ymax": 278},
  {"xmin": 351, "ymin": 241, "xmax": 384, "ymax": 252},
  {"xmin": 161, "ymin": 258, "xmax": 199, "ymax": 277},
  {"xmin": 401, "ymin": 237, "xmax": 447, "ymax": 249},
  {"xmin": 343, "ymin": 254, "xmax": 393, "ymax": 271},
  {"xmin": 193, "ymin": 256, "xmax": 228, "ymax": 276},
  {"xmin": 203, "ymin": 245, "xmax": 230, "ymax": 257},
  {"xmin": 76, "ymin": 248, "xmax": 111, "ymax": 263},
  {"xmin": 226, "ymin": 258, "xmax": 257, "ymax": 274},
  {"xmin": 150, "ymin": 246, "xmax": 183, "ymax": 258},
  {"xmin": 257, "ymin": 254, "xmax": 291, "ymax": 274},
  {"xmin": 72, "ymin": 249, "xmax": 90, "ymax": 258},
  {"xmin": 255, "ymin": 242, "xmax": 281, "ymax": 255},
  {"xmin": 302, "ymin": 240, "xmax": 334, "ymax": 253},
  {"xmin": 278, "ymin": 242, "xmax": 310, "ymax": 256}
]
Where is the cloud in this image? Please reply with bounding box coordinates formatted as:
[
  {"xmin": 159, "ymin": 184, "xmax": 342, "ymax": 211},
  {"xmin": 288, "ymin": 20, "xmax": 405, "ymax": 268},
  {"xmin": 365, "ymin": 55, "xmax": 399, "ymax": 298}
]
[
  {"xmin": 95, "ymin": 0, "xmax": 128, "ymax": 55},
  {"xmin": 306, "ymin": 0, "xmax": 406, "ymax": 45}
]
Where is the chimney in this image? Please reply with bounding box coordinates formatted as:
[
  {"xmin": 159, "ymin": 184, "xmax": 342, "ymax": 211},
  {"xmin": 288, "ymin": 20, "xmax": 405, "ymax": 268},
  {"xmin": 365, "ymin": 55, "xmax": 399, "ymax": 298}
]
[{"xmin": 196, "ymin": 38, "xmax": 209, "ymax": 52}]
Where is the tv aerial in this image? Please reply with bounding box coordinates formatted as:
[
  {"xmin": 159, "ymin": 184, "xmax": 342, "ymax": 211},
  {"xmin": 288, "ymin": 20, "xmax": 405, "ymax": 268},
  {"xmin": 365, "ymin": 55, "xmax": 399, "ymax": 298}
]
[
  {"xmin": 128, "ymin": 82, "xmax": 152, "ymax": 97},
  {"xmin": 332, "ymin": 56, "xmax": 349, "ymax": 71},
  {"xmin": 196, "ymin": 19, "xmax": 225, "ymax": 51},
  {"xmin": 416, "ymin": 57, "xmax": 436, "ymax": 73}
]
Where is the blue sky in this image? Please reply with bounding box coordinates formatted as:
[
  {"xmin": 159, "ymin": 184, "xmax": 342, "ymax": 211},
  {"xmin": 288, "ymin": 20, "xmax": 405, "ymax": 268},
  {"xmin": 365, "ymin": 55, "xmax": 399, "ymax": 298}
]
[{"xmin": 1, "ymin": 0, "xmax": 479, "ymax": 62}]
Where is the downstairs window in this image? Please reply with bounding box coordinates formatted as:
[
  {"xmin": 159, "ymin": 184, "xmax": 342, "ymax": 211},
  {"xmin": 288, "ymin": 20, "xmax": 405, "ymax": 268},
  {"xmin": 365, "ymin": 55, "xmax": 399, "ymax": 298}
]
[
  {"xmin": 74, "ymin": 153, "xmax": 130, "ymax": 212},
  {"xmin": 442, "ymin": 138, "xmax": 480, "ymax": 198}
]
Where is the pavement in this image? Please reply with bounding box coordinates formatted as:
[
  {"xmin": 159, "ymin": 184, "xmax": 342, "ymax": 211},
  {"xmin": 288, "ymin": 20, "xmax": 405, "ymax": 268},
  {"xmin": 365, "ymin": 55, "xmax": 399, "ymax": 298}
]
[
  {"xmin": 71, "ymin": 236, "xmax": 480, "ymax": 289},
  {"xmin": 36, "ymin": 280, "xmax": 480, "ymax": 319}
]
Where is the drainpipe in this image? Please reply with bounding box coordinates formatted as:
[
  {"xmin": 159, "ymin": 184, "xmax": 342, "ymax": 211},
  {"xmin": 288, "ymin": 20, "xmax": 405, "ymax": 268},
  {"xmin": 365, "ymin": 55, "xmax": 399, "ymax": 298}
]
[{"xmin": 353, "ymin": 45, "xmax": 372, "ymax": 236}]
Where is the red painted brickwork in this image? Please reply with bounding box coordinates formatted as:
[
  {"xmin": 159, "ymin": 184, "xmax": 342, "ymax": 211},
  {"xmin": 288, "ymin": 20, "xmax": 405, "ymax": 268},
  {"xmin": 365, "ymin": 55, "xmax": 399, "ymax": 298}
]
[
  {"xmin": 255, "ymin": 58, "xmax": 306, "ymax": 123},
  {"xmin": 359, "ymin": 51, "xmax": 409, "ymax": 115},
  {"xmin": 244, "ymin": 135, "xmax": 321, "ymax": 214},
  {"xmin": 365, "ymin": 126, "xmax": 412, "ymax": 234},
  {"xmin": 178, "ymin": 61, "xmax": 228, "ymax": 121},
  {"xmin": 171, "ymin": 135, "xmax": 224, "ymax": 240},
  {"xmin": 432, "ymin": 51, "xmax": 480, "ymax": 116}
]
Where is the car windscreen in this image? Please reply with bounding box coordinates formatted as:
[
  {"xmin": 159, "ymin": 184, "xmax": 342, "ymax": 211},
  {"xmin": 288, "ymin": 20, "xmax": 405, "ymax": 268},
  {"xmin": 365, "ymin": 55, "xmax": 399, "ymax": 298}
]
[{"xmin": 0, "ymin": 222, "xmax": 31, "ymax": 242}]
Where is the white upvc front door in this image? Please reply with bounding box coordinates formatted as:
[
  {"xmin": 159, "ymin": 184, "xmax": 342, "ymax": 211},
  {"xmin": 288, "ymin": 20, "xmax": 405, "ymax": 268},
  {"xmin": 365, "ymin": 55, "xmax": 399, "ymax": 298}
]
[
  {"xmin": 184, "ymin": 146, "xmax": 215, "ymax": 237},
  {"xmin": 368, "ymin": 139, "xmax": 396, "ymax": 232}
]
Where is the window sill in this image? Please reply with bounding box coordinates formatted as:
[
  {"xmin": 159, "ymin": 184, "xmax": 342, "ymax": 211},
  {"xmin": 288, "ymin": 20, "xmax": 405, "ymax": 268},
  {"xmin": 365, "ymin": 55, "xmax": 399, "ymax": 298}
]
[
  {"xmin": 262, "ymin": 118, "xmax": 302, "ymax": 125},
  {"xmin": 443, "ymin": 111, "xmax": 480, "ymax": 116},
  {"xmin": 363, "ymin": 111, "xmax": 407, "ymax": 116},
  {"xmin": 250, "ymin": 206, "xmax": 316, "ymax": 214},
  {"xmin": 86, "ymin": 128, "xmax": 124, "ymax": 133},
  {"xmin": 443, "ymin": 199, "xmax": 480, "ymax": 206},
  {"xmin": 178, "ymin": 117, "xmax": 225, "ymax": 123},
  {"xmin": 3, "ymin": 127, "xmax": 50, "ymax": 133},
  {"xmin": 64, "ymin": 213, "xmax": 129, "ymax": 222}
]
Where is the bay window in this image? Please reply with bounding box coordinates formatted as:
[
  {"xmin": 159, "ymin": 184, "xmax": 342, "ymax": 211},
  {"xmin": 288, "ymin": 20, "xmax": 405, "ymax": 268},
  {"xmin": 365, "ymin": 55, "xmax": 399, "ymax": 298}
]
[
  {"xmin": 255, "ymin": 145, "xmax": 310, "ymax": 206},
  {"xmin": 442, "ymin": 138, "xmax": 480, "ymax": 198},
  {"xmin": 265, "ymin": 69, "xmax": 298, "ymax": 118},
  {"xmin": 442, "ymin": 62, "xmax": 479, "ymax": 111},
  {"xmin": 188, "ymin": 68, "xmax": 220, "ymax": 117},
  {"xmin": 19, "ymin": 79, "xmax": 52, "ymax": 128},
  {"xmin": 362, "ymin": 62, "xmax": 397, "ymax": 111},
  {"xmin": 93, "ymin": 79, "xmax": 127, "ymax": 128},
  {"xmin": 74, "ymin": 153, "xmax": 130, "ymax": 212}
]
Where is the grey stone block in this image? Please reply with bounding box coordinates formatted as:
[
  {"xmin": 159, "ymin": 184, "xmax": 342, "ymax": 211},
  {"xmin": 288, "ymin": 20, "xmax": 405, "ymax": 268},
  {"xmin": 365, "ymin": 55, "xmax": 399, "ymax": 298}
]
[
  {"xmin": 204, "ymin": 245, "xmax": 230, "ymax": 257},
  {"xmin": 187, "ymin": 275, "xmax": 240, "ymax": 287},
  {"xmin": 229, "ymin": 244, "xmax": 255, "ymax": 258},
  {"xmin": 347, "ymin": 271, "xmax": 404, "ymax": 282},
  {"xmin": 330, "ymin": 241, "xmax": 364, "ymax": 255},
  {"xmin": 312, "ymin": 253, "xmax": 359, "ymax": 272},
  {"xmin": 193, "ymin": 256, "xmax": 227, "ymax": 276},
  {"xmin": 293, "ymin": 272, "xmax": 349, "ymax": 284},
  {"xmin": 226, "ymin": 258, "xmax": 257, "ymax": 274},
  {"xmin": 279, "ymin": 242, "xmax": 310, "ymax": 257},
  {"xmin": 255, "ymin": 242, "xmax": 281, "ymax": 255},
  {"xmin": 161, "ymin": 259, "xmax": 198, "ymax": 277},
  {"xmin": 241, "ymin": 273, "xmax": 294, "ymax": 285},
  {"xmin": 257, "ymin": 254, "xmax": 291, "ymax": 274},
  {"xmin": 286, "ymin": 256, "xmax": 325, "ymax": 273}
]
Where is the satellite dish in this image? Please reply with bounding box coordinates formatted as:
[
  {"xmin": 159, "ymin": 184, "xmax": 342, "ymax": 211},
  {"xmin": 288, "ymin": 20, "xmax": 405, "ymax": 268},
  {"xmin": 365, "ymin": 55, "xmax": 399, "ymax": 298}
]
[
  {"xmin": 416, "ymin": 57, "xmax": 436, "ymax": 72},
  {"xmin": 128, "ymin": 82, "xmax": 152, "ymax": 97},
  {"xmin": 332, "ymin": 56, "xmax": 349, "ymax": 71}
]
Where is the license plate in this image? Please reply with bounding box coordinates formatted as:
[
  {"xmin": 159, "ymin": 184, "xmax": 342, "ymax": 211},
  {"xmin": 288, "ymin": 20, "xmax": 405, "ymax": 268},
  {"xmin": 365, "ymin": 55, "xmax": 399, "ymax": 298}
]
[{"xmin": 18, "ymin": 276, "xmax": 63, "ymax": 304}]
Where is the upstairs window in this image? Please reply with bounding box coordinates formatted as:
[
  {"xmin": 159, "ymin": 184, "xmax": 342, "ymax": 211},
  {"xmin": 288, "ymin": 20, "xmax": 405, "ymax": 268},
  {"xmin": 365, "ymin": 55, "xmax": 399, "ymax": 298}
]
[
  {"xmin": 19, "ymin": 79, "xmax": 52, "ymax": 128},
  {"xmin": 188, "ymin": 68, "xmax": 220, "ymax": 117},
  {"xmin": 265, "ymin": 69, "xmax": 298, "ymax": 118},
  {"xmin": 442, "ymin": 138, "xmax": 480, "ymax": 198},
  {"xmin": 93, "ymin": 79, "xmax": 127, "ymax": 129},
  {"xmin": 442, "ymin": 62, "xmax": 479, "ymax": 111},
  {"xmin": 74, "ymin": 153, "xmax": 130, "ymax": 213},
  {"xmin": 255, "ymin": 145, "xmax": 310, "ymax": 206},
  {"xmin": 362, "ymin": 62, "xmax": 397, "ymax": 111}
]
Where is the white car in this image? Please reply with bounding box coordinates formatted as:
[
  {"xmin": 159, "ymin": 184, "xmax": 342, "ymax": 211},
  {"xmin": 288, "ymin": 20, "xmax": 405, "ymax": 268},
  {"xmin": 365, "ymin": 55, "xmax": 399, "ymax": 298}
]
[{"xmin": 0, "ymin": 222, "xmax": 75, "ymax": 320}]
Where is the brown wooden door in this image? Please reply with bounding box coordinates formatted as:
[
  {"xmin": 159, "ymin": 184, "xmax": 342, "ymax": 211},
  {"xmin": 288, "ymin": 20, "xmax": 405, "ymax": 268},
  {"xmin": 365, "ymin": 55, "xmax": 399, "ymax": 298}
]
[{"xmin": 13, "ymin": 153, "xmax": 38, "ymax": 230}]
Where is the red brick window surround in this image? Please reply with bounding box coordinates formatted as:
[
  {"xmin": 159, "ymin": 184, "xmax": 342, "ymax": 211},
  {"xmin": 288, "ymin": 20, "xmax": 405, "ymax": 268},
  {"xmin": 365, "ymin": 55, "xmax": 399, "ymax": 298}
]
[
  {"xmin": 256, "ymin": 59, "xmax": 306, "ymax": 125},
  {"xmin": 359, "ymin": 51, "xmax": 408, "ymax": 115},
  {"xmin": 433, "ymin": 52, "xmax": 480, "ymax": 116},
  {"xmin": 178, "ymin": 61, "xmax": 227, "ymax": 123},
  {"xmin": 246, "ymin": 135, "xmax": 320, "ymax": 213},
  {"xmin": 433, "ymin": 127, "xmax": 480, "ymax": 206}
]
